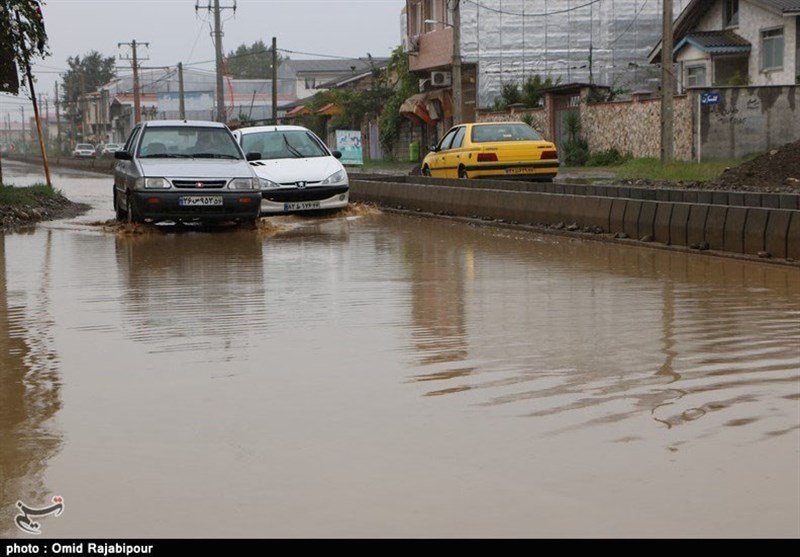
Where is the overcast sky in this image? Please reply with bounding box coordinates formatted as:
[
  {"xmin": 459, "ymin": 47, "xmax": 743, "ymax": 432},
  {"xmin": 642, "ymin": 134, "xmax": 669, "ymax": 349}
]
[{"xmin": 1, "ymin": 0, "xmax": 406, "ymax": 122}]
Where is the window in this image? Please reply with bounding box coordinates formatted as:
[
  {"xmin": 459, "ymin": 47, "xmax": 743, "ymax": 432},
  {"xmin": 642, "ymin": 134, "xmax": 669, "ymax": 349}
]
[
  {"xmin": 686, "ymin": 65, "xmax": 707, "ymax": 87},
  {"xmin": 438, "ymin": 127, "xmax": 458, "ymax": 150},
  {"xmin": 761, "ymin": 27, "xmax": 784, "ymax": 71},
  {"xmin": 723, "ymin": 0, "xmax": 739, "ymax": 28},
  {"xmin": 451, "ymin": 126, "xmax": 466, "ymax": 149}
]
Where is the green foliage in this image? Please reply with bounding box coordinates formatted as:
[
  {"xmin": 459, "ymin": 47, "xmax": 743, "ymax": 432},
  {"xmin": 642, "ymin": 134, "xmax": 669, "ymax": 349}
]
[
  {"xmin": 725, "ymin": 70, "xmax": 750, "ymax": 86},
  {"xmin": 616, "ymin": 158, "xmax": 748, "ymax": 182},
  {"xmin": 564, "ymin": 110, "xmax": 581, "ymax": 142},
  {"xmin": 521, "ymin": 74, "xmax": 557, "ymax": 107},
  {"xmin": 225, "ymin": 40, "xmax": 284, "ymax": 79},
  {"xmin": 519, "ymin": 112, "xmax": 535, "ymax": 127},
  {"xmin": 379, "ymin": 46, "xmax": 418, "ymax": 154},
  {"xmin": 0, "ymin": 0, "xmax": 49, "ymax": 94},
  {"xmin": 0, "ymin": 183, "xmax": 63, "ymax": 206},
  {"xmin": 562, "ymin": 138, "xmax": 589, "ymax": 166},
  {"xmin": 493, "ymin": 74, "xmax": 558, "ymax": 110},
  {"xmin": 60, "ymin": 51, "xmax": 116, "ymax": 121},
  {"xmin": 586, "ymin": 148, "xmax": 629, "ymax": 167}
]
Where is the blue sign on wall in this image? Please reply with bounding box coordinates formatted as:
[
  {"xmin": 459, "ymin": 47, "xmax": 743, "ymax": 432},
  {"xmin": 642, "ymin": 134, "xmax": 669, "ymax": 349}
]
[{"xmin": 700, "ymin": 92, "xmax": 721, "ymax": 105}]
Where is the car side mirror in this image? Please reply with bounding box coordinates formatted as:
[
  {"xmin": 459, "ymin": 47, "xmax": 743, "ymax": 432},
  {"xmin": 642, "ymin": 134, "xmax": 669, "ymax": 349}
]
[
  {"xmin": 331, "ymin": 150, "xmax": 342, "ymax": 159},
  {"xmin": 428, "ymin": 145, "xmax": 439, "ymax": 152},
  {"xmin": 114, "ymin": 151, "xmax": 132, "ymax": 160},
  {"xmin": 245, "ymin": 152, "xmax": 261, "ymax": 161}
]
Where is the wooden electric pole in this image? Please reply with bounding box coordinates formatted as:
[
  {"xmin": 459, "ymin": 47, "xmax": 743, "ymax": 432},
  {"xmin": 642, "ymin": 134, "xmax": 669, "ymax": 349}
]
[
  {"xmin": 178, "ymin": 62, "xmax": 186, "ymax": 120},
  {"xmin": 196, "ymin": 1, "xmax": 237, "ymax": 123},
  {"xmin": 661, "ymin": 0, "xmax": 674, "ymax": 163},
  {"xmin": 452, "ymin": 0, "xmax": 462, "ymax": 125},
  {"xmin": 272, "ymin": 36, "xmax": 278, "ymax": 125},
  {"xmin": 119, "ymin": 40, "xmax": 150, "ymax": 125}
]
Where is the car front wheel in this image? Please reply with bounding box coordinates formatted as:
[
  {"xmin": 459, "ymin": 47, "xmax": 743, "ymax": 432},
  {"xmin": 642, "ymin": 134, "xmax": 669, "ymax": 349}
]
[
  {"xmin": 114, "ymin": 188, "xmax": 127, "ymax": 221},
  {"xmin": 458, "ymin": 166, "xmax": 469, "ymax": 179},
  {"xmin": 126, "ymin": 193, "xmax": 142, "ymax": 224},
  {"xmin": 422, "ymin": 165, "xmax": 431, "ymax": 177}
]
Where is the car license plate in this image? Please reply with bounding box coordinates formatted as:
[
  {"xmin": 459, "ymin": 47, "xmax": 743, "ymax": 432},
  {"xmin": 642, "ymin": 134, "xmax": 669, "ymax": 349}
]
[
  {"xmin": 284, "ymin": 201, "xmax": 321, "ymax": 211},
  {"xmin": 179, "ymin": 196, "xmax": 223, "ymax": 206},
  {"xmin": 506, "ymin": 167, "xmax": 536, "ymax": 175}
]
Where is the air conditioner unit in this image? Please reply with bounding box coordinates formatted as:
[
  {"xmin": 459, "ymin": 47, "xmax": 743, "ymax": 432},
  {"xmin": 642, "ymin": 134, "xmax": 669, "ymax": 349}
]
[{"xmin": 431, "ymin": 71, "xmax": 452, "ymax": 87}]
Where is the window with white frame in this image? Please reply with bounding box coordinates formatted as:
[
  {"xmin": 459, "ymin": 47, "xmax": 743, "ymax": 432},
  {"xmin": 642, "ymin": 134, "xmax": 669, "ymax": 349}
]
[
  {"xmin": 686, "ymin": 65, "xmax": 706, "ymax": 87},
  {"xmin": 445, "ymin": 0, "xmax": 454, "ymax": 26},
  {"xmin": 425, "ymin": 0, "xmax": 436, "ymax": 30},
  {"xmin": 723, "ymin": 0, "xmax": 739, "ymax": 28},
  {"xmin": 761, "ymin": 27, "xmax": 784, "ymax": 71}
]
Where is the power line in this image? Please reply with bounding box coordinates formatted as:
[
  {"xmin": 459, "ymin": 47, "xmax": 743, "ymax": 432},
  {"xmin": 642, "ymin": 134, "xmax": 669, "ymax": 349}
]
[{"xmin": 462, "ymin": 0, "xmax": 603, "ymax": 17}]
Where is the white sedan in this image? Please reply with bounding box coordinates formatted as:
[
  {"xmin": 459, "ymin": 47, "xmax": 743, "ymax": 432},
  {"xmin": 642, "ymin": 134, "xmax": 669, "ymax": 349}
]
[{"xmin": 233, "ymin": 125, "xmax": 349, "ymax": 214}]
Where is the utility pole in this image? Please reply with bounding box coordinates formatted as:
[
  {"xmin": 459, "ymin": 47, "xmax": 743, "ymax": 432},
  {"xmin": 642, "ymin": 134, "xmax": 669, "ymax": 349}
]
[
  {"xmin": 451, "ymin": 0, "xmax": 462, "ymax": 125},
  {"xmin": 272, "ymin": 36, "xmax": 278, "ymax": 125},
  {"xmin": 178, "ymin": 62, "xmax": 186, "ymax": 120},
  {"xmin": 118, "ymin": 39, "xmax": 150, "ymax": 125},
  {"xmin": 196, "ymin": 1, "xmax": 237, "ymax": 123},
  {"xmin": 661, "ymin": 0, "xmax": 674, "ymax": 163},
  {"xmin": 20, "ymin": 107, "xmax": 25, "ymax": 149},
  {"xmin": 55, "ymin": 82, "xmax": 62, "ymax": 153}
]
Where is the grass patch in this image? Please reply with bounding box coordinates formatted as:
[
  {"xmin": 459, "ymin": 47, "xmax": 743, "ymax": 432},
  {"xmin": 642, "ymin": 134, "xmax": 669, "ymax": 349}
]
[
  {"xmin": 615, "ymin": 158, "xmax": 748, "ymax": 182},
  {"xmin": 0, "ymin": 183, "xmax": 64, "ymax": 206}
]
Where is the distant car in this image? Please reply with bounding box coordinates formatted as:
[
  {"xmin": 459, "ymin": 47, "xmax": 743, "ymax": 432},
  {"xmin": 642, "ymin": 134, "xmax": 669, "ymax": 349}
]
[
  {"xmin": 232, "ymin": 125, "xmax": 349, "ymax": 214},
  {"xmin": 102, "ymin": 143, "xmax": 122, "ymax": 156},
  {"xmin": 421, "ymin": 122, "xmax": 559, "ymax": 182},
  {"xmin": 72, "ymin": 143, "xmax": 96, "ymax": 159},
  {"xmin": 112, "ymin": 120, "xmax": 261, "ymax": 225}
]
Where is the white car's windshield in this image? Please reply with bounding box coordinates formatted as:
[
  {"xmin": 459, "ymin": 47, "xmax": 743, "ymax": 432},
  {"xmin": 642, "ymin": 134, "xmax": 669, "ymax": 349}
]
[
  {"xmin": 241, "ymin": 130, "xmax": 328, "ymax": 160},
  {"xmin": 137, "ymin": 127, "xmax": 243, "ymax": 159},
  {"xmin": 76, "ymin": 144, "xmax": 93, "ymax": 150}
]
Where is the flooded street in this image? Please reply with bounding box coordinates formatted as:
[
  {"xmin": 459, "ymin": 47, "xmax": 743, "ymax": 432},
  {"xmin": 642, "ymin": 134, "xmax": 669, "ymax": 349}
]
[{"xmin": 1, "ymin": 161, "xmax": 798, "ymax": 538}]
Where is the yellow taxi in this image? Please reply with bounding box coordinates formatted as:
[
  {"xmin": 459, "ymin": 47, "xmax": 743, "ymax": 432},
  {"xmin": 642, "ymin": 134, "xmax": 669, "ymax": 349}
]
[{"xmin": 421, "ymin": 122, "xmax": 559, "ymax": 181}]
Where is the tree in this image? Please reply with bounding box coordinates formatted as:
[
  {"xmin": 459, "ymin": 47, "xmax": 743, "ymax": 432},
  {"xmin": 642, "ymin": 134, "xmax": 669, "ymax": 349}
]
[
  {"xmin": 225, "ymin": 40, "xmax": 284, "ymax": 79},
  {"xmin": 60, "ymin": 51, "xmax": 116, "ymax": 121},
  {"xmin": 378, "ymin": 46, "xmax": 419, "ymax": 155},
  {"xmin": 0, "ymin": 0, "xmax": 49, "ymax": 94}
]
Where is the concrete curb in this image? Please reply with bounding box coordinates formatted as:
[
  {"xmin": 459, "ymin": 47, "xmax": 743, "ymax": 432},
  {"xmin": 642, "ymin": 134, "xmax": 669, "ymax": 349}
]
[{"xmin": 351, "ymin": 178, "xmax": 799, "ymax": 264}]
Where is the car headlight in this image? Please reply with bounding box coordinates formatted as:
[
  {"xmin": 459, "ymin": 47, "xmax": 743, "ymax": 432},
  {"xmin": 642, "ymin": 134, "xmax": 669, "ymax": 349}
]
[
  {"xmin": 320, "ymin": 169, "xmax": 347, "ymax": 185},
  {"xmin": 258, "ymin": 177, "xmax": 280, "ymax": 190},
  {"xmin": 144, "ymin": 177, "xmax": 170, "ymax": 189},
  {"xmin": 229, "ymin": 177, "xmax": 257, "ymax": 190}
]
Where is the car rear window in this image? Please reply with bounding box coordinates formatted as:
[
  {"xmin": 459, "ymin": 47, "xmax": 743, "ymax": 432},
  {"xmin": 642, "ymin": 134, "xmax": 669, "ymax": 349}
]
[
  {"xmin": 76, "ymin": 144, "xmax": 93, "ymax": 149},
  {"xmin": 471, "ymin": 124, "xmax": 543, "ymax": 143}
]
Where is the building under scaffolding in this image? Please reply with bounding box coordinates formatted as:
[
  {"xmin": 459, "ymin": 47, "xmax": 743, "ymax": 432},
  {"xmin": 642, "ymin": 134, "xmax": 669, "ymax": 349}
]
[{"xmin": 458, "ymin": 0, "xmax": 690, "ymax": 107}]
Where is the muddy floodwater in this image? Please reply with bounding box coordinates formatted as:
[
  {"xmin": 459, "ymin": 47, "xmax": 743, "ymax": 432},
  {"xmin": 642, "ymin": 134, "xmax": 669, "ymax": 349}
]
[{"xmin": 1, "ymin": 161, "xmax": 798, "ymax": 538}]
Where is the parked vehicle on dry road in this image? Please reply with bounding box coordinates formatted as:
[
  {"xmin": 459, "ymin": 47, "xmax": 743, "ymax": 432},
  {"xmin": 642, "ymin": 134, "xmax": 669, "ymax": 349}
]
[
  {"xmin": 113, "ymin": 120, "xmax": 261, "ymax": 225},
  {"xmin": 72, "ymin": 143, "xmax": 96, "ymax": 159},
  {"xmin": 422, "ymin": 122, "xmax": 559, "ymax": 182},
  {"xmin": 232, "ymin": 125, "xmax": 349, "ymax": 214}
]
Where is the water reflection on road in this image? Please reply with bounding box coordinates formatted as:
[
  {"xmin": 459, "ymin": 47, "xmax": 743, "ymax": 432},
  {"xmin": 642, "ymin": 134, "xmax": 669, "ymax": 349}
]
[{"xmin": 1, "ymin": 161, "xmax": 798, "ymax": 537}]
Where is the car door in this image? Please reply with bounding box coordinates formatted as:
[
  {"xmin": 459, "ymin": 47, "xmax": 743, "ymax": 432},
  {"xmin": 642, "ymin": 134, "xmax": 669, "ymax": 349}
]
[
  {"xmin": 442, "ymin": 126, "xmax": 467, "ymax": 178},
  {"xmin": 428, "ymin": 127, "xmax": 458, "ymax": 177},
  {"xmin": 114, "ymin": 125, "xmax": 142, "ymax": 199}
]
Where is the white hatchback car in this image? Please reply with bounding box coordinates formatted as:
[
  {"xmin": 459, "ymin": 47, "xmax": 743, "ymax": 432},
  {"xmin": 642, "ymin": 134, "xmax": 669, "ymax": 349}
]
[{"xmin": 232, "ymin": 125, "xmax": 349, "ymax": 214}]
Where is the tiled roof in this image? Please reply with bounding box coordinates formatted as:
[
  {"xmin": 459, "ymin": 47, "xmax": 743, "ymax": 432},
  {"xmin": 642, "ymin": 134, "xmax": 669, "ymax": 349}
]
[
  {"xmin": 762, "ymin": 0, "xmax": 800, "ymax": 12},
  {"xmin": 674, "ymin": 30, "xmax": 751, "ymax": 55}
]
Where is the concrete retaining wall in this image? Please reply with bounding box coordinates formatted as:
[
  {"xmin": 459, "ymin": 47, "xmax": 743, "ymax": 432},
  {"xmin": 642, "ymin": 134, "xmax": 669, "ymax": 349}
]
[{"xmin": 351, "ymin": 178, "xmax": 799, "ymax": 261}]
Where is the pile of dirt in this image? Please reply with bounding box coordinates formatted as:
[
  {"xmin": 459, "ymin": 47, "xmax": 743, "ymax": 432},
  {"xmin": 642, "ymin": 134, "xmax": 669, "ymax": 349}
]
[
  {"xmin": 709, "ymin": 139, "xmax": 800, "ymax": 193},
  {"xmin": 0, "ymin": 191, "xmax": 88, "ymax": 231}
]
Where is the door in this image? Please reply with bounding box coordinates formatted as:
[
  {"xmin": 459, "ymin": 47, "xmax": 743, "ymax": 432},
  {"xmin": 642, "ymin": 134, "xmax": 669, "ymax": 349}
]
[
  {"xmin": 429, "ymin": 127, "xmax": 458, "ymax": 177},
  {"xmin": 442, "ymin": 126, "xmax": 466, "ymax": 178}
]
